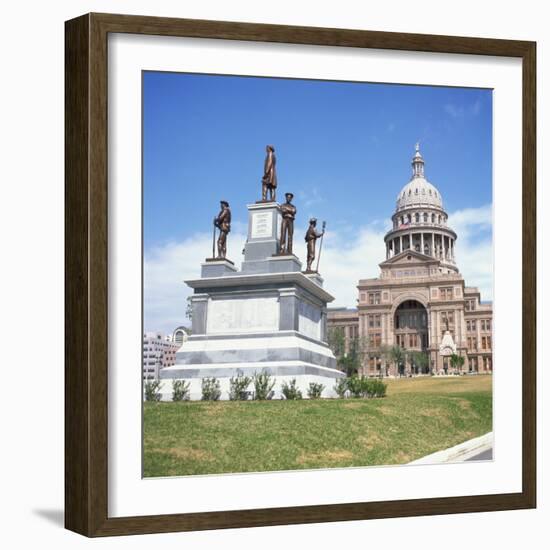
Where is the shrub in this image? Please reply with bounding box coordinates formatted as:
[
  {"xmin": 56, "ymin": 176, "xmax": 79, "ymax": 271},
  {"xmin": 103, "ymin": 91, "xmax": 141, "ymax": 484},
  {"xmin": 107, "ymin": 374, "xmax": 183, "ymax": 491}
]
[
  {"xmin": 201, "ymin": 377, "xmax": 221, "ymax": 401},
  {"xmin": 334, "ymin": 378, "xmax": 348, "ymax": 398},
  {"xmin": 228, "ymin": 371, "xmax": 252, "ymax": 401},
  {"xmin": 144, "ymin": 379, "xmax": 162, "ymax": 402},
  {"xmin": 346, "ymin": 376, "xmax": 364, "ymax": 398},
  {"xmin": 281, "ymin": 378, "xmax": 303, "ymax": 400},
  {"xmin": 171, "ymin": 379, "xmax": 190, "ymax": 401},
  {"xmin": 307, "ymin": 382, "xmax": 325, "ymax": 399},
  {"xmin": 365, "ymin": 378, "xmax": 387, "ymax": 398},
  {"xmin": 344, "ymin": 376, "xmax": 387, "ymax": 398},
  {"xmin": 253, "ymin": 371, "xmax": 275, "ymax": 400}
]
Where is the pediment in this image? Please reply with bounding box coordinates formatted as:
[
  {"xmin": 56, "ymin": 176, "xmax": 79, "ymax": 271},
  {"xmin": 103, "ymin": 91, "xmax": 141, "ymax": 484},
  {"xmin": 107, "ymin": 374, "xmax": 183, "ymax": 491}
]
[{"xmin": 380, "ymin": 250, "xmax": 439, "ymax": 268}]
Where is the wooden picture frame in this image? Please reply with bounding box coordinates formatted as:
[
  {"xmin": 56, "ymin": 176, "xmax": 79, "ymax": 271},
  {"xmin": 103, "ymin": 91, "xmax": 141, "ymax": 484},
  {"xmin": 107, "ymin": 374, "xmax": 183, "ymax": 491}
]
[{"xmin": 65, "ymin": 12, "xmax": 536, "ymax": 537}]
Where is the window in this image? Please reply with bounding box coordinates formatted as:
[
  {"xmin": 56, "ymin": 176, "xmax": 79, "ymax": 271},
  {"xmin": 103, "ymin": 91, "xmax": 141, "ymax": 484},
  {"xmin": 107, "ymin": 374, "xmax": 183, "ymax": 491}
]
[
  {"xmin": 369, "ymin": 314, "xmax": 381, "ymax": 328},
  {"xmin": 368, "ymin": 292, "xmax": 381, "ymax": 305},
  {"xmin": 423, "ymin": 213, "xmax": 428, "ymax": 222},
  {"xmin": 480, "ymin": 319, "xmax": 491, "ymax": 331},
  {"xmin": 439, "ymin": 287, "xmax": 453, "ymax": 301},
  {"xmin": 415, "ymin": 213, "xmax": 420, "ymax": 223},
  {"xmin": 441, "ymin": 311, "xmax": 455, "ymax": 331},
  {"xmin": 431, "ymin": 213, "xmax": 435, "ymax": 223}
]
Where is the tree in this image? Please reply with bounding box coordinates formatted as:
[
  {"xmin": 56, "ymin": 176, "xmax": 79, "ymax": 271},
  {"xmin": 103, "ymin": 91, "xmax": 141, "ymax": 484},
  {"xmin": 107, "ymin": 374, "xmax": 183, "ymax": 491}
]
[
  {"xmin": 327, "ymin": 326, "xmax": 346, "ymax": 358},
  {"xmin": 450, "ymin": 353, "xmax": 465, "ymax": 375},
  {"xmin": 409, "ymin": 350, "xmax": 429, "ymax": 375},
  {"xmin": 185, "ymin": 295, "xmax": 193, "ymax": 321},
  {"xmin": 382, "ymin": 345, "xmax": 406, "ymax": 376},
  {"xmin": 327, "ymin": 328, "xmax": 372, "ymax": 377}
]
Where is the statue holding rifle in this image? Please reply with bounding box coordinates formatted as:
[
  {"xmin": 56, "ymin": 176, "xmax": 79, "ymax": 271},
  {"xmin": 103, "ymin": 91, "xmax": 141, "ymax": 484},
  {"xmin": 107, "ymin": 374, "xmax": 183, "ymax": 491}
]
[{"xmin": 305, "ymin": 218, "xmax": 326, "ymax": 272}]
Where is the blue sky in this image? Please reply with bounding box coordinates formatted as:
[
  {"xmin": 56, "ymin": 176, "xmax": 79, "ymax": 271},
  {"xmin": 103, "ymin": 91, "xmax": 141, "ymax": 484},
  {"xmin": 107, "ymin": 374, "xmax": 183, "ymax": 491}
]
[{"xmin": 143, "ymin": 72, "xmax": 493, "ymax": 334}]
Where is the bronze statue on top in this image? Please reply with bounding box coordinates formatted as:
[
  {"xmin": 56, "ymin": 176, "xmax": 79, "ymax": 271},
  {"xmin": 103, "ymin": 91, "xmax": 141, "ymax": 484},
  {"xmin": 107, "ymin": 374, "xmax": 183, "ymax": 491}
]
[
  {"xmin": 305, "ymin": 218, "xmax": 326, "ymax": 272},
  {"xmin": 213, "ymin": 200, "xmax": 231, "ymax": 259},
  {"xmin": 261, "ymin": 145, "xmax": 277, "ymax": 202},
  {"xmin": 279, "ymin": 192, "xmax": 297, "ymax": 255}
]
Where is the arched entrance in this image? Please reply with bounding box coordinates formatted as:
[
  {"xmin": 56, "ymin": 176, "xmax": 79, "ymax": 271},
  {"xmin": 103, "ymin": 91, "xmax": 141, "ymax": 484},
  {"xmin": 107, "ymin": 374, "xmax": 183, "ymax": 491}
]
[{"xmin": 394, "ymin": 300, "xmax": 429, "ymax": 375}]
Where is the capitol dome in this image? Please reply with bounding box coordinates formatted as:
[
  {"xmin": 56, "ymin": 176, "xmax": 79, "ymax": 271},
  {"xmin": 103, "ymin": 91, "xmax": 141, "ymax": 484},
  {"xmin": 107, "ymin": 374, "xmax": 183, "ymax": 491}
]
[
  {"xmin": 395, "ymin": 144, "xmax": 444, "ymax": 212},
  {"xmin": 384, "ymin": 144, "xmax": 458, "ymax": 273}
]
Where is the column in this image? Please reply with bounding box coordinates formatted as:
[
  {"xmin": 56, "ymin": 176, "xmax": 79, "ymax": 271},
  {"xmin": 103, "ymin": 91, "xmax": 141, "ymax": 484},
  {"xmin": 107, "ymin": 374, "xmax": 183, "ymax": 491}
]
[
  {"xmin": 432, "ymin": 233, "xmax": 435, "ymax": 258},
  {"xmin": 421, "ymin": 233, "xmax": 425, "ymax": 254},
  {"xmin": 320, "ymin": 310, "xmax": 328, "ymax": 342},
  {"xmin": 430, "ymin": 310, "xmax": 437, "ymax": 353},
  {"xmin": 400, "ymin": 235, "xmax": 403, "ymax": 253},
  {"xmin": 279, "ymin": 289, "xmax": 299, "ymax": 331},
  {"xmin": 476, "ymin": 316, "xmax": 482, "ymax": 352},
  {"xmin": 191, "ymin": 294, "xmax": 209, "ymax": 335}
]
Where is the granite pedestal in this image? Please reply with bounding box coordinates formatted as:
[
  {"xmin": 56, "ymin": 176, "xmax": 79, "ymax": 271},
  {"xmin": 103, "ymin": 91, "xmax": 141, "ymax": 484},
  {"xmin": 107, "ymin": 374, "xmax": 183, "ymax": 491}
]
[{"xmin": 159, "ymin": 201, "xmax": 342, "ymax": 400}]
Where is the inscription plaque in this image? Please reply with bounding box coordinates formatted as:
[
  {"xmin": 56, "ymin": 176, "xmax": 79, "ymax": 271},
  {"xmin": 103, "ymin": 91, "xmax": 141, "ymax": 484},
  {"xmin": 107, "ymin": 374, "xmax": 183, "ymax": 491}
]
[{"xmin": 251, "ymin": 211, "xmax": 273, "ymax": 239}]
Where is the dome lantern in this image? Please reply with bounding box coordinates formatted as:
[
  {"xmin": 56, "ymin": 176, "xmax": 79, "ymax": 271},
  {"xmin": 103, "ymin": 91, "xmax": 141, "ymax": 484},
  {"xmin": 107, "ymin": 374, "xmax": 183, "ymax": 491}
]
[
  {"xmin": 395, "ymin": 145, "xmax": 443, "ymax": 211},
  {"xmin": 412, "ymin": 142, "xmax": 425, "ymax": 178}
]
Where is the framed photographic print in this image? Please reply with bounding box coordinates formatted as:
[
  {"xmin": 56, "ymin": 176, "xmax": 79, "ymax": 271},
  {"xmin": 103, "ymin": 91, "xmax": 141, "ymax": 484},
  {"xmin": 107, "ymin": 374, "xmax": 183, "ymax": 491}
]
[{"xmin": 65, "ymin": 13, "xmax": 536, "ymax": 537}]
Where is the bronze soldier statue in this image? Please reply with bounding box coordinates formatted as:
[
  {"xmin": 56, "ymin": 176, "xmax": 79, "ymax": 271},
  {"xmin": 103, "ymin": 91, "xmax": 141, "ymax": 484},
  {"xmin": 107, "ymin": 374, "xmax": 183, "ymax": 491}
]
[
  {"xmin": 305, "ymin": 218, "xmax": 325, "ymax": 272},
  {"xmin": 279, "ymin": 192, "xmax": 296, "ymax": 254},
  {"xmin": 261, "ymin": 145, "xmax": 277, "ymax": 202},
  {"xmin": 214, "ymin": 200, "xmax": 231, "ymax": 259}
]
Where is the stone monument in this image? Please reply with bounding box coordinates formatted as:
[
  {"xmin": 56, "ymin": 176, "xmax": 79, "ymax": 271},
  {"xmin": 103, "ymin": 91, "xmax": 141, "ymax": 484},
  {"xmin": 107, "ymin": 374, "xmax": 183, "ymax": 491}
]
[{"xmin": 159, "ymin": 149, "xmax": 342, "ymax": 400}]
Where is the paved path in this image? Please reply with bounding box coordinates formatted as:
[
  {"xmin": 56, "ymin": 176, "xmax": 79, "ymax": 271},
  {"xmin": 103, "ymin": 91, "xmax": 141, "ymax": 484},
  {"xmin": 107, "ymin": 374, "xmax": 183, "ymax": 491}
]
[{"xmin": 466, "ymin": 448, "xmax": 493, "ymax": 461}]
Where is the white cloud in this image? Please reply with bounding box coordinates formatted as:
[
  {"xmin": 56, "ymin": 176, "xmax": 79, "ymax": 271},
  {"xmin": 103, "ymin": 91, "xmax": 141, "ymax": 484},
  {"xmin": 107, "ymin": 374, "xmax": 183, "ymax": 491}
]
[
  {"xmin": 449, "ymin": 204, "xmax": 493, "ymax": 301},
  {"xmin": 144, "ymin": 205, "xmax": 493, "ymax": 333},
  {"xmin": 293, "ymin": 224, "xmax": 388, "ymax": 309},
  {"xmin": 297, "ymin": 186, "xmax": 324, "ymax": 209},
  {"xmin": 444, "ymin": 99, "xmax": 483, "ymax": 119},
  {"xmin": 444, "ymin": 103, "xmax": 464, "ymax": 119},
  {"xmin": 143, "ymin": 230, "xmax": 247, "ymax": 335}
]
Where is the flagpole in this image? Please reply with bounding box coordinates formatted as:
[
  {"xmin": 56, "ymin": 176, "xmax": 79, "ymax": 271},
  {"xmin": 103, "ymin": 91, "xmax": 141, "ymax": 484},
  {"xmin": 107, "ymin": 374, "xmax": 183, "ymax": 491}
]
[{"xmin": 315, "ymin": 221, "xmax": 326, "ymax": 273}]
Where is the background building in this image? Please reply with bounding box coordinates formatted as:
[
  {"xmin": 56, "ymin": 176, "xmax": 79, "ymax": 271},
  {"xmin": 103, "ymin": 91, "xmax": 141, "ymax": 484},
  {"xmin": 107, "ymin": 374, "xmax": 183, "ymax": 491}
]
[
  {"xmin": 172, "ymin": 325, "xmax": 191, "ymax": 346},
  {"xmin": 142, "ymin": 332, "xmax": 180, "ymax": 380},
  {"xmin": 328, "ymin": 145, "xmax": 493, "ymax": 376}
]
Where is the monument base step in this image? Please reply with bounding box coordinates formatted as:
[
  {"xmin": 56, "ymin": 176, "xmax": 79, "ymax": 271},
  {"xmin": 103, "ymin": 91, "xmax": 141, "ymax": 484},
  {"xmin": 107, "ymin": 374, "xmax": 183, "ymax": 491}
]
[{"xmin": 157, "ymin": 361, "xmax": 344, "ymax": 401}]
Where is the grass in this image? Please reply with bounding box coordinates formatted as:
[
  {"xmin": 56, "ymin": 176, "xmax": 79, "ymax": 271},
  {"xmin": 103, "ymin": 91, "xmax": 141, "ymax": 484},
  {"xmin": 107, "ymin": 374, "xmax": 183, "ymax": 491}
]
[{"xmin": 143, "ymin": 375, "xmax": 492, "ymax": 477}]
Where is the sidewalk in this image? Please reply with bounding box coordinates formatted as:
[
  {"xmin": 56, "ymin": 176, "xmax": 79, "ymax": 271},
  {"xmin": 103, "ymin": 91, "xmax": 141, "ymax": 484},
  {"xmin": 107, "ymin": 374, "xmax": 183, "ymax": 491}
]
[{"xmin": 408, "ymin": 432, "xmax": 493, "ymax": 465}]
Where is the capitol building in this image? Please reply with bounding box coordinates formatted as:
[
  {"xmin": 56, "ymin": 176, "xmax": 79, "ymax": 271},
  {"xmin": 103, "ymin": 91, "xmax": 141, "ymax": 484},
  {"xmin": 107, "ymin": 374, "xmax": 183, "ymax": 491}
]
[{"xmin": 327, "ymin": 145, "xmax": 493, "ymax": 376}]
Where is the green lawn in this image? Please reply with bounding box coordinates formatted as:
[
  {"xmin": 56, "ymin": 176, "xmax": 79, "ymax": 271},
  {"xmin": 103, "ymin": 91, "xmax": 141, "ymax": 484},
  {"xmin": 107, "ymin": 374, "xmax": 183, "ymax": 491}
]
[{"xmin": 143, "ymin": 375, "xmax": 492, "ymax": 477}]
